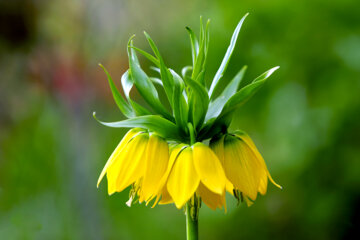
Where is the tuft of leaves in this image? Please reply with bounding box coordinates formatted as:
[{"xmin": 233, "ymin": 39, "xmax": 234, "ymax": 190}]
[{"xmin": 94, "ymin": 13, "xmax": 279, "ymax": 143}]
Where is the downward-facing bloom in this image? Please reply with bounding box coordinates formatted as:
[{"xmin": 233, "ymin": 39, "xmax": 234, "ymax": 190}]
[
  {"xmin": 95, "ymin": 15, "xmax": 281, "ymax": 240},
  {"xmin": 97, "ymin": 128, "xmax": 170, "ymax": 205},
  {"xmin": 156, "ymin": 143, "xmax": 227, "ymax": 209},
  {"xmin": 210, "ymin": 130, "xmax": 282, "ymax": 206}
]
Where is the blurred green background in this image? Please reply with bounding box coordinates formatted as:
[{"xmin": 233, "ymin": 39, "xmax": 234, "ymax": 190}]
[{"xmin": 1, "ymin": 0, "xmax": 359, "ymax": 239}]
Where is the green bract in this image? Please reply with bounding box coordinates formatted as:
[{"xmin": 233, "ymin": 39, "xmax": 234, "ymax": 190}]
[{"xmin": 94, "ymin": 13, "xmax": 279, "ymax": 143}]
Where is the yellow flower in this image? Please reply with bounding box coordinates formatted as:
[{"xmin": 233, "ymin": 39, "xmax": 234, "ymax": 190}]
[
  {"xmin": 210, "ymin": 130, "xmax": 282, "ymax": 206},
  {"xmin": 97, "ymin": 128, "xmax": 170, "ymax": 205},
  {"xmin": 156, "ymin": 143, "xmax": 227, "ymax": 209}
]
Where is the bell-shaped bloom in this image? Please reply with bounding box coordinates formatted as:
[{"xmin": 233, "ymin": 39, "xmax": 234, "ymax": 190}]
[
  {"xmin": 157, "ymin": 143, "xmax": 227, "ymax": 209},
  {"xmin": 97, "ymin": 128, "xmax": 170, "ymax": 205},
  {"xmin": 210, "ymin": 130, "xmax": 281, "ymax": 204}
]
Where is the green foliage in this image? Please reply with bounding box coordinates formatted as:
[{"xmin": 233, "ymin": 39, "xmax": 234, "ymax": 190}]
[
  {"xmin": 95, "ymin": 13, "xmax": 279, "ymax": 143},
  {"xmin": 93, "ymin": 113, "xmax": 181, "ymax": 140}
]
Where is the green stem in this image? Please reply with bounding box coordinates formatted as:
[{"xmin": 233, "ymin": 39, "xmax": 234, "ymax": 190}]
[
  {"xmin": 186, "ymin": 203, "xmax": 198, "ymax": 240},
  {"xmin": 186, "ymin": 123, "xmax": 199, "ymax": 240}
]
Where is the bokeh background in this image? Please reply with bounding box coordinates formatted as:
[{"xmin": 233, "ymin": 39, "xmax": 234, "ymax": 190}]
[{"xmin": 1, "ymin": 0, "xmax": 359, "ymax": 239}]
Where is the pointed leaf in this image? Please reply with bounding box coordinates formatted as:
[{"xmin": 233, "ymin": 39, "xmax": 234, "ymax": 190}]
[
  {"xmin": 127, "ymin": 42, "xmax": 173, "ymax": 120},
  {"xmin": 121, "ymin": 69, "xmax": 152, "ymax": 116},
  {"xmin": 143, "ymin": 32, "xmax": 175, "ymax": 107},
  {"xmin": 130, "ymin": 46, "xmax": 160, "ymax": 67},
  {"xmin": 186, "ymin": 76, "xmax": 209, "ymax": 129},
  {"xmin": 172, "ymin": 82, "xmax": 188, "ymax": 132},
  {"xmin": 219, "ymin": 66, "xmax": 279, "ymax": 118},
  {"xmin": 181, "ymin": 66, "xmax": 192, "ymax": 78},
  {"xmin": 209, "ymin": 13, "xmax": 249, "ymax": 99},
  {"xmin": 93, "ymin": 113, "xmax": 180, "ymax": 140},
  {"xmin": 206, "ymin": 65, "xmax": 247, "ymax": 120},
  {"xmin": 185, "ymin": 26, "xmax": 199, "ymax": 66},
  {"xmin": 98, "ymin": 64, "xmax": 134, "ymax": 118}
]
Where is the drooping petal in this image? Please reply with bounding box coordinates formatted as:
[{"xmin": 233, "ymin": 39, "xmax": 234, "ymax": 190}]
[
  {"xmin": 258, "ymin": 174, "xmax": 268, "ymax": 195},
  {"xmin": 155, "ymin": 144, "xmax": 187, "ymax": 193},
  {"xmin": 107, "ymin": 133, "xmax": 149, "ymax": 195},
  {"xmin": 197, "ymin": 182, "xmax": 226, "ymax": 211},
  {"xmin": 223, "ymin": 135, "xmax": 263, "ymax": 200},
  {"xmin": 234, "ymin": 130, "xmax": 282, "ymax": 189},
  {"xmin": 150, "ymin": 185, "xmax": 173, "ymax": 208},
  {"xmin": 192, "ymin": 143, "xmax": 226, "ymax": 195},
  {"xmin": 167, "ymin": 147, "xmax": 200, "ymax": 209},
  {"xmin": 149, "ymin": 144, "xmax": 187, "ymax": 205},
  {"xmin": 210, "ymin": 135, "xmax": 225, "ymax": 165},
  {"xmin": 97, "ymin": 128, "xmax": 142, "ymax": 187},
  {"xmin": 140, "ymin": 134, "xmax": 169, "ymax": 202},
  {"xmin": 210, "ymin": 136, "xmax": 235, "ymax": 194},
  {"xmin": 159, "ymin": 186, "xmax": 173, "ymax": 205}
]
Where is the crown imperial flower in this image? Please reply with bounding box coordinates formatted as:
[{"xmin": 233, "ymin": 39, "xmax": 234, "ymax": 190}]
[{"xmin": 95, "ymin": 13, "xmax": 281, "ymax": 240}]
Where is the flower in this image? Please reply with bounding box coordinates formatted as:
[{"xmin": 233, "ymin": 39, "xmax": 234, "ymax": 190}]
[
  {"xmin": 95, "ymin": 13, "xmax": 281, "ymax": 240},
  {"xmin": 95, "ymin": 14, "xmax": 281, "ymax": 213},
  {"xmin": 97, "ymin": 128, "xmax": 170, "ymax": 205},
  {"xmin": 156, "ymin": 143, "xmax": 227, "ymax": 209},
  {"xmin": 210, "ymin": 130, "xmax": 282, "ymax": 206}
]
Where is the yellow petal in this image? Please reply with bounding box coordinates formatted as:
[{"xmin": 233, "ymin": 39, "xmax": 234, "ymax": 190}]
[
  {"xmin": 106, "ymin": 133, "xmax": 148, "ymax": 195},
  {"xmin": 140, "ymin": 134, "xmax": 169, "ymax": 202},
  {"xmin": 97, "ymin": 128, "xmax": 141, "ymax": 187},
  {"xmin": 148, "ymin": 144, "xmax": 186, "ymax": 206},
  {"xmin": 210, "ymin": 136, "xmax": 235, "ymax": 194},
  {"xmin": 159, "ymin": 186, "xmax": 173, "ymax": 205},
  {"xmin": 223, "ymin": 135, "xmax": 263, "ymax": 200},
  {"xmin": 197, "ymin": 182, "xmax": 226, "ymax": 211},
  {"xmin": 234, "ymin": 130, "xmax": 282, "ymax": 190},
  {"xmin": 167, "ymin": 147, "xmax": 200, "ymax": 209},
  {"xmin": 226, "ymin": 181, "xmax": 234, "ymax": 195},
  {"xmin": 192, "ymin": 143, "xmax": 226, "ymax": 195},
  {"xmin": 258, "ymin": 175, "xmax": 268, "ymax": 195},
  {"xmin": 155, "ymin": 144, "xmax": 187, "ymax": 195},
  {"xmin": 210, "ymin": 135, "xmax": 225, "ymax": 166}
]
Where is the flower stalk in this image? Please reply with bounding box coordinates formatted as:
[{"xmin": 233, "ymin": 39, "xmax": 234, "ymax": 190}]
[
  {"xmin": 186, "ymin": 201, "xmax": 199, "ymax": 240},
  {"xmin": 186, "ymin": 122, "xmax": 199, "ymax": 240}
]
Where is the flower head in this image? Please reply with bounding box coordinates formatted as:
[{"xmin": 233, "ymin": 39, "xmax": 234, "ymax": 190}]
[
  {"xmin": 97, "ymin": 128, "xmax": 170, "ymax": 205},
  {"xmin": 211, "ymin": 131, "xmax": 282, "ymax": 206},
  {"xmin": 157, "ymin": 143, "xmax": 227, "ymax": 209},
  {"xmin": 95, "ymin": 13, "xmax": 281, "ymax": 211}
]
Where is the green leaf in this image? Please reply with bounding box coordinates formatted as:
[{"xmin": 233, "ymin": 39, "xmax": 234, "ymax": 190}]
[
  {"xmin": 127, "ymin": 42, "xmax": 173, "ymax": 121},
  {"xmin": 121, "ymin": 69, "xmax": 152, "ymax": 116},
  {"xmin": 98, "ymin": 64, "xmax": 134, "ymax": 118},
  {"xmin": 150, "ymin": 77, "xmax": 163, "ymax": 86},
  {"xmin": 121, "ymin": 70, "xmax": 133, "ymax": 100},
  {"xmin": 191, "ymin": 30, "xmax": 205, "ymax": 82},
  {"xmin": 169, "ymin": 69, "xmax": 185, "ymax": 91},
  {"xmin": 130, "ymin": 46, "xmax": 160, "ymax": 67},
  {"xmin": 190, "ymin": 18, "xmax": 210, "ymax": 85},
  {"xmin": 172, "ymin": 82, "xmax": 188, "ymax": 132},
  {"xmin": 128, "ymin": 36, "xmax": 140, "ymax": 65},
  {"xmin": 186, "ymin": 76, "xmax": 209, "ymax": 130},
  {"xmin": 143, "ymin": 32, "xmax": 175, "ymax": 108},
  {"xmin": 219, "ymin": 66, "xmax": 279, "ymax": 119},
  {"xmin": 206, "ymin": 65, "xmax": 247, "ymax": 120},
  {"xmin": 93, "ymin": 113, "xmax": 181, "ymax": 140},
  {"xmin": 181, "ymin": 66, "xmax": 192, "ymax": 78},
  {"xmin": 252, "ymin": 66, "xmax": 280, "ymax": 83},
  {"xmin": 185, "ymin": 26, "xmax": 199, "ymax": 66},
  {"xmin": 129, "ymin": 100, "xmax": 152, "ymax": 116},
  {"xmin": 209, "ymin": 13, "xmax": 249, "ymax": 99},
  {"xmin": 204, "ymin": 19, "xmax": 210, "ymax": 59}
]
